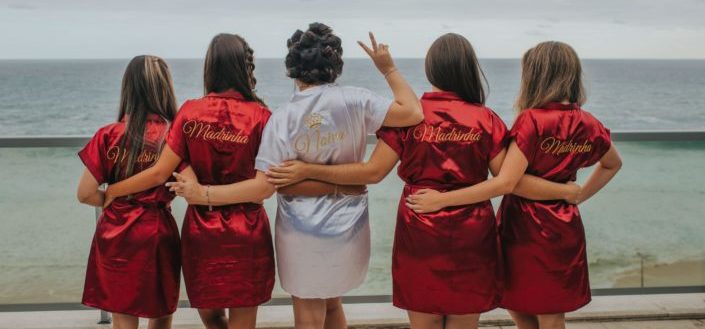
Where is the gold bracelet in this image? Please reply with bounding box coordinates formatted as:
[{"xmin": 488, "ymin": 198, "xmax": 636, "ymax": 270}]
[{"xmin": 384, "ymin": 67, "xmax": 398, "ymax": 79}]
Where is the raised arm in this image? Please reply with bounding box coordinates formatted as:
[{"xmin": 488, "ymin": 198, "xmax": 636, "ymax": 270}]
[
  {"xmin": 266, "ymin": 140, "xmax": 400, "ymax": 187},
  {"xmin": 77, "ymin": 169, "xmax": 104, "ymax": 207},
  {"xmin": 575, "ymin": 145, "xmax": 622, "ymax": 204},
  {"xmin": 359, "ymin": 32, "xmax": 423, "ymax": 127},
  {"xmin": 104, "ymin": 145, "xmax": 182, "ymax": 204}
]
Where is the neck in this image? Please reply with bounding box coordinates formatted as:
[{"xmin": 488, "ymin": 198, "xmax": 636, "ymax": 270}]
[
  {"xmin": 296, "ymin": 80, "xmax": 321, "ymax": 91},
  {"xmin": 560, "ymin": 99, "xmax": 571, "ymax": 104}
]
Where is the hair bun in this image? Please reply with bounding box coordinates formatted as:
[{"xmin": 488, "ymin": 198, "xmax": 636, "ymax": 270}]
[
  {"xmin": 308, "ymin": 22, "xmax": 333, "ymax": 36},
  {"xmin": 287, "ymin": 30, "xmax": 304, "ymax": 48},
  {"xmin": 285, "ymin": 22, "xmax": 344, "ymax": 84}
]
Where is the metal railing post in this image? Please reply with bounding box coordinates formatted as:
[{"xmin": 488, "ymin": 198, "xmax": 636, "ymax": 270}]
[{"xmin": 94, "ymin": 205, "xmax": 112, "ymax": 325}]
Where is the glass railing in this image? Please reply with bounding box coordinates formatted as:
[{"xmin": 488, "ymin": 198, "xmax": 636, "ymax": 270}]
[{"xmin": 0, "ymin": 132, "xmax": 704, "ymax": 309}]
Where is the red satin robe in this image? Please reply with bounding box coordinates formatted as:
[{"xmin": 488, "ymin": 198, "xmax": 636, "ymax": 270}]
[
  {"xmin": 376, "ymin": 91, "xmax": 507, "ymax": 315},
  {"xmin": 498, "ymin": 102, "xmax": 612, "ymax": 314},
  {"xmin": 79, "ymin": 115, "xmax": 180, "ymax": 318},
  {"xmin": 166, "ymin": 90, "xmax": 275, "ymax": 309}
]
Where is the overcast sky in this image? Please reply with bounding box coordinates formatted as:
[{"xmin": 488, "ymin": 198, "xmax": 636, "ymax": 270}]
[{"xmin": 1, "ymin": 0, "xmax": 704, "ymax": 59}]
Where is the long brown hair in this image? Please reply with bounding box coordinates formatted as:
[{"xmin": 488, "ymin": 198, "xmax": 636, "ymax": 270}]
[
  {"xmin": 116, "ymin": 55, "xmax": 178, "ymax": 180},
  {"xmin": 515, "ymin": 41, "xmax": 586, "ymax": 112},
  {"xmin": 425, "ymin": 33, "xmax": 487, "ymax": 105},
  {"xmin": 204, "ymin": 33, "xmax": 264, "ymax": 105}
]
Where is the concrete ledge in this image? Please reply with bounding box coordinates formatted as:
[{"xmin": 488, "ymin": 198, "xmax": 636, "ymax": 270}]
[{"xmin": 1, "ymin": 293, "xmax": 704, "ymax": 329}]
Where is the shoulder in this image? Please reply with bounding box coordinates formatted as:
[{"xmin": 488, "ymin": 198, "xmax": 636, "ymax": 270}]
[
  {"xmin": 251, "ymin": 101, "xmax": 271, "ymax": 116},
  {"xmin": 99, "ymin": 122, "xmax": 124, "ymax": 136},
  {"xmin": 579, "ymin": 108, "xmax": 609, "ymax": 131},
  {"xmin": 477, "ymin": 105, "xmax": 501, "ymax": 119},
  {"xmin": 176, "ymin": 98, "xmax": 202, "ymax": 116},
  {"xmin": 339, "ymin": 85, "xmax": 377, "ymax": 100},
  {"xmin": 88, "ymin": 122, "xmax": 123, "ymax": 145},
  {"xmin": 480, "ymin": 106, "xmax": 507, "ymax": 127},
  {"xmin": 264, "ymin": 106, "xmax": 289, "ymax": 127},
  {"xmin": 513, "ymin": 109, "xmax": 540, "ymax": 124},
  {"xmin": 579, "ymin": 108, "xmax": 600, "ymax": 123},
  {"xmin": 340, "ymin": 85, "xmax": 371, "ymax": 93}
]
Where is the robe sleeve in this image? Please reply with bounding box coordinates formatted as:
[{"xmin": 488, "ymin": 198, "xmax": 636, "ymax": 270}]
[
  {"xmin": 509, "ymin": 111, "xmax": 539, "ymax": 163},
  {"xmin": 376, "ymin": 127, "xmax": 404, "ymax": 157},
  {"xmin": 588, "ymin": 120, "xmax": 613, "ymax": 166},
  {"xmin": 166, "ymin": 102, "xmax": 191, "ymax": 162},
  {"xmin": 254, "ymin": 113, "xmax": 290, "ymax": 172},
  {"xmin": 77, "ymin": 127, "xmax": 109, "ymax": 184},
  {"xmin": 488, "ymin": 110, "xmax": 509, "ymax": 161},
  {"xmin": 343, "ymin": 86, "xmax": 394, "ymax": 135}
]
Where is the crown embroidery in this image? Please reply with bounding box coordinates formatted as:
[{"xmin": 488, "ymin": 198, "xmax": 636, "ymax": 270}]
[{"xmin": 304, "ymin": 113, "xmax": 323, "ymax": 129}]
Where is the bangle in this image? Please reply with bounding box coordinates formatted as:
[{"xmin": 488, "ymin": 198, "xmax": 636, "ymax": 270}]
[
  {"xmin": 384, "ymin": 67, "xmax": 398, "ymax": 79},
  {"xmin": 206, "ymin": 185, "xmax": 212, "ymax": 211}
]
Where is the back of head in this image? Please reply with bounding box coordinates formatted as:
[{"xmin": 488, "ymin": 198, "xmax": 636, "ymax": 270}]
[
  {"xmin": 117, "ymin": 55, "xmax": 178, "ymax": 179},
  {"xmin": 285, "ymin": 22, "xmax": 344, "ymax": 84},
  {"xmin": 515, "ymin": 41, "xmax": 586, "ymax": 112},
  {"xmin": 204, "ymin": 33, "xmax": 264, "ymax": 104},
  {"xmin": 425, "ymin": 33, "xmax": 487, "ymax": 105}
]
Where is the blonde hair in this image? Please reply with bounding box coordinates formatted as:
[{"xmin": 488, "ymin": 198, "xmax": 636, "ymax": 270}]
[
  {"xmin": 515, "ymin": 41, "xmax": 586, "ymax": 112},
  {"xmin": 115, "ymin": 55, "xmax": 177, "ymax": 180}
]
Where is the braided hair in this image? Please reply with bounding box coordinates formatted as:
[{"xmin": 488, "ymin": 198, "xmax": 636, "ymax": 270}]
[
  {"xmin": 204, "ymin": 33, "xmax": 265, "ymax": 105},
  {"xmin": 285, "ymin": 22, "xmax": 344, "ymax": 84}
]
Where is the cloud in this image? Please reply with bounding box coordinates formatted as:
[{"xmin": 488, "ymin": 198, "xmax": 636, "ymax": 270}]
[
  {"xmin": 0, "ymin": 0, "xmax": 703, "ymax": 59},
  {"xmin": 6, "ymin": 3, "xmax": 35, "ymax": 10}
]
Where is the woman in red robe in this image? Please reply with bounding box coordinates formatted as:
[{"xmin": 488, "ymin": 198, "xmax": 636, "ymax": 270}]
[
  {"xmin": 408, "ymin": 42, "xmax": 623, "ymax": 329},
  {"xmin": 103, "ymin": 34, "xmax": 276, "ymax": 329},
  {"xmin": 76, "ymin": 55, "xmax": 181, "ymax": 329},
  {"xmin": 263, "ymin": 34, "xmax": 578, "ymax": 329}
]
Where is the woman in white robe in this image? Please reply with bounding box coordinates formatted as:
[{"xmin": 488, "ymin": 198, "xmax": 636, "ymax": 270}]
[{"xmin": 168, "ymin": 23, "xmax": 423, "ymax": 329}]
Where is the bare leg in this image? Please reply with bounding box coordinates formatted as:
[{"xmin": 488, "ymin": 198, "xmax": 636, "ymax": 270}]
[
  {"xmin": 111, "ymin": 313, "xmax": 138, "ymax": 329},
  {"xmin": 147, "ymin": 314, "xmax": 173, "ymax": 329},
  {"xmin": 198, "ymin": 308, "xmax": 228, "ymax": 329},
  {"xmin": 292, "ymin": 296, "xmax": 327, "ymax": 329},
  {"xmin": 508, "ymin": 310, "xmax": 539, "ymax": 329},
  {"xmin": 537, "ymin": 313, "xmax": 565, "ymax": 329},
  {"xmin": 323, "ymin": 298, "xmax": 346, "ymax": 329},
  {"xmin": 407, "ymin": 311, "xmax": 443, "ymax": 329},
  {"xmin": 445, "ymin": 313, "xmax": 480, "ymax": 329},
  {"xmin": 228, "ymin": 307, "xmax": 258, "ymax": 329}
]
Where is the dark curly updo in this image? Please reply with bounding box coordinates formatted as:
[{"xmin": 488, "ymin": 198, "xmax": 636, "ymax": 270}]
[{"xmin": 285, "ymin": 22, "xmax": 344, "ymax": 84}]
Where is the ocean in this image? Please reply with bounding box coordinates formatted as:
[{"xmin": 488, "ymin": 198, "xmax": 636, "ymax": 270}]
[
  {"xmin": 0, "ymin": 59, "xmax": 704, "ymax": 304},
  {"xmin": 1, "ymin": 59, "xmax": 705, "ymax": 135}
]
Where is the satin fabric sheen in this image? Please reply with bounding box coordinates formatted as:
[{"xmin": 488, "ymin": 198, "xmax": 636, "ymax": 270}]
[
  {"xmin": 498, "ymin": 102, "xmax": 612, "ymax": 314},
  {"xmin": 254, "ymin": 84, "xmax": 391, "ymax": 298},
  {"xmin": 166, "ymin": 90, "xmax": 275, "ymax": 308},
  {"xmin": 376, "ymin": 91, "xmax": 507, "ymax": 315},
  {"xmin": 78, "ymin": 115, "xmax": 180, "ymax": 318}
]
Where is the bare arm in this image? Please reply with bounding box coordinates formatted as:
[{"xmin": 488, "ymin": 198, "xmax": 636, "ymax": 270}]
[
  {"xmin": 266, "ymin": 140, "xmax": 400, "ymax": 186},
  {"xmin": 407, "ymin": 143, "xmax": 527, "ymax": 213},
  {"xmin": 359, "ymin": 32, "xmax": 423, "ymax": 127},
  {"xmin": 105, "ymin": 145, "xmax": 181, "ymax": 201},
  {"xmin": 168, "ymin": 170, "xmax": 275, "ymax": 206},
  {"xmin": 576, "ymin": 145, "xmax": 622, "ymax": 204},
  {"xmin": 513, "ymin": 175, "xmax": 580, "ymax": 201},
  {"xmin": 76, "ymin": 169, "xmax": 104, "ymax": 207}
]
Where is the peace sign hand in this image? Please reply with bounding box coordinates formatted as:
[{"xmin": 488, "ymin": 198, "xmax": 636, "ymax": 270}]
[{"xmin": 358, "ymin": 32, "xmax": 397, "ymax": 77}]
